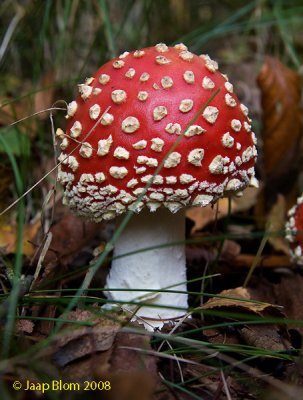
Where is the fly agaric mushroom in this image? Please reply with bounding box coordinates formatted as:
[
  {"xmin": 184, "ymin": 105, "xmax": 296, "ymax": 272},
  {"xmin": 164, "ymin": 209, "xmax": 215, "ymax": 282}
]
[
  {"xmin": 57, "ymin": 43, "xmax": 258, "ymax": 330},
  {"xmin": 285, "ymin": 194, "xmax": 303, "ymax": 265}
]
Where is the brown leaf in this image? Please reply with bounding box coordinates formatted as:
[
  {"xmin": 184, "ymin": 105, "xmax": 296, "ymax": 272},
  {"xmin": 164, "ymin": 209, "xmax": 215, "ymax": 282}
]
[
  {"xmin": 0, "ymin": 96, "xmax": 37, "ymax": 137},
  {"xmin": 186, "ymin": 198, "xmax": 233, "ymax": 234},
  {"xmin": 34, "ymin": 71, "xmax": 56, "ymax": 120},
  {"xmin": 99, "ymin": 331, "xmax": 158, "ymax": 400},
  {"xmin": 271, "ymin": 274, "xmax": 303, "ymax": 336},
  {"xmin": 264, "ymin": 383, "xmax": 303, "ymax": 400},
  {"xmin": 267, "ymin": 194, "xmax": 290, "ymax": 255},
  {"xmin": 257, "ymin": 57, "xmax": 303, "ymax": 207},
  {"xmin": 240, "ymin": 325, "xmax": 287, "ymax": 352},
  {"xmin": 232, "ymin": 254, "xmax": 290, "ymax": 268},
  {"xmin": 0, "ymin": 218, "xmax": 41, "ymax": 256},
  {"xmin": 60, "ymin": 323, "xmax": 158, "ymax": 400},
  {"xmin": 202, "ymin": 287, "xmax": 290, "ymax": 352},
  {"xmin": 41, "ymin": 214, "xmax": 99, "ymax": 266},
  {"xmin": 0, "ymin": 164, "xmax": 13, "ymax": 211},
  {"xmin": 52, "ymin": 308, "xmax": 124, "ymax": 367},
  {"xmin": 201, "ymin": 286, "xmax": 281, "ymax": 315},
  {"xmin": 187, "ymin": 186, "xmax": 259, "ymax": 234}
]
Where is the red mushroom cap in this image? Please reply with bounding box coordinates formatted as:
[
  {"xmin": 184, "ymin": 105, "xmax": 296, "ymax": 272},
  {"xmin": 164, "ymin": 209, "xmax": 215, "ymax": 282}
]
[
  {"xmin": 285, "ymin": 195, "xmax": 303, "ymax": 265},
  {"xmin": 57, "ymin": 43, "xmax": 257, "ymax": 221}
]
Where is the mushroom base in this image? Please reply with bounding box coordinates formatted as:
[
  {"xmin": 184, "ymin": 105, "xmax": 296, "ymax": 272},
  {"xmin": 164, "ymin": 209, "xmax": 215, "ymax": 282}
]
[{"xmin": 105, "ymin": 208, "xmax": 188, "ymax": 330}]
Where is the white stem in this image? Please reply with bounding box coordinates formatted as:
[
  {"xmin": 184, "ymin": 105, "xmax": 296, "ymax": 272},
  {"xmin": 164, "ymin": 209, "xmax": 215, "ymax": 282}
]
[{"xmin": 105, "ymin": 208, "xmax": 188, "ymax": 330}]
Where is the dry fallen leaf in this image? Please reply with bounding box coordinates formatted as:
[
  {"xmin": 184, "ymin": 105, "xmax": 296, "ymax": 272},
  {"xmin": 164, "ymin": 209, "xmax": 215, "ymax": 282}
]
[
  {"xmin": 41, "ymin": 214, "xmax": 99, "ymax": 266},
  {"xmin": 34, "ymin": 71, "xmax": 56, "ymax": 120},
  {"xmin": 202, "ymin": 287, "xmax": 290, "ymax": 352},
  {"xmin": 267, "ymin": 194, "xmax": 290, "ymax": 255},
  {"xmin": 264, "ymin": 383, "xmax": 303, "ymax": 400},
  {"xmin": 257, "ymin": 56, "xmax": 303, "ymax": 209},
  {"xmin": 201, "ymin": 286, "xmax": 280, "ymax": 314},
  {"xmin": 57, "ymin": 317, "xmax": 158, "ymax": 400},
  {"xmin": 0, "ymin": 164, "xmax": 13, "ymax": 211},
  {"xmin": 100, "ymin": 331, "xmax": 158, "ymax": 400},
  {"xmin": 271, "ymin": 274, "xmax": 303, "ymax": 336},
  {"xmin": 187, "ymin": 186, "xmax": 260, "ymax": 234},
  {"xmin": 0, "ymin": 218, "xmax": 41, "ymax": 256},
  {"xmin": 52, "ymin": 309, "xmax": 124, "ymax": 367}
]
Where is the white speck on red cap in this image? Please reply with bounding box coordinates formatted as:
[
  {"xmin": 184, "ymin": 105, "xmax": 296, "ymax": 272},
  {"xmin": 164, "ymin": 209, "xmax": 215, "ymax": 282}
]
[
  {"xmin": 97, "ymin": 135, "xmax": 113, "ymax": 156},
  {"xmin": 60, "ymin": 137, "xmax": 69, "ymax": 150},
  {"xmin": 188, "ymin": 149, "xmax": 204, "ymax": 166},
  {"xmin": 174, "ymin": 43, "xmax": 188, "ymax": 51},
  {"xmin": 179, "ymin": 50, "xmax": 194, "ymax": 61},
  {"xmin": 183, "ymin": 71, "xmax": 195, "ymax": 84},
  {"xmin": 225, "ymin": 94, "xmax": 237, "ymax": 107},
  {"xmin": 244, "ymin": 121, "xmax": 251, "ymax": 132},
  {"xmin": 192, "ymin": 194, "xmax": 213, "ymax": 206},
  {"xmin": 137, "ymin": 91, "xmax": 149, "ymax": 101},
  {"xmin": 180, "ymin": 174, "xmax": 195, "ymax": 184},
  {"xmin": 155, "ymin": 55, "xmax": 171, "ymax": 65},
  {"xmin": 122, "ymin": 116, "xmax": 140, "ymax": 133},
  {"xmin": 164, "ymin": 152, "xmax": 181, "ymax": 168},
  {"xmin": 125, "ymin": 68, "xmax": 136, "ymax": 79},
  {"xmin": 140, "ymin": 72, "xmax": 150, "ymax": 82},
  {"xmin": 109, "ymin": 166, "xmax": 128, "ymax": 179},
  {"xmin": 119, "ymin": 51, "xmax": 129, "ymax": 59},
  {"xmin": 56, "ymin": 128, "xmax": 65, "ymax": 139},
  {"xmin": 179, "ymin": 99, "xmax": 193, "ymax": 113},
  {"xmin": 95, "ymin": 172, "xmax": 106, "ymax": 183},
  {"xmin": 133, "ymin": 140, "xmax": 147, "ymax": 149},
  {"xmin": 225, "ymin": 82, "xmax": 233, "ymax": 93},
  {"xmin": 112, "ymin": 90, "xmax": 127, "ymax": 104},
  {"xmin": 240, "ymin": 103, "xmax": 249, "ymax": 116},
  {"xmin": 66, "ymin": 101, "xmax": 78, "ymax": 118},
  {"xmin": 165, "ymin": 123, "xmax": 181, "ymax": 135},
  {"xmin": 89, "ymin": 104, "xmax": 101, "ymax": 120},
  {"xmin": 201, "ymin": 54, "xmax": 218, "ymax": 72},
  {"xmin": 155, "ymin": 43, "xmax": 169, "ymax": 52},
  {"xmin": 79, "ymin": 142, "xmax": 93, "ymax": 158},
  {"xmin": 135, "ymin": 166, "xmax": 146, "ymax": 174},
  {"xmin": 153, "ymin": 106, "xmax": 168, "ymax": 121},
  {"xmin": 137, "ymin": 156, "xmax": 158, "ymax": 167},
  {"xmin": 222, "ymin": 132, "xmax": 234, "ymax": 148},
  {"xmin": 93, "ymin": 88, "xmax": 102, "ymax": 95},
  {"xmin": 70, "ymin": 121, "xmax": 82, "ymax": 138},
  {"xmin": 78, "ymin": 84, "xmax": 93, "ymax": 100},
  {"xmin": 99, "ymin": 74, "xmax": 110, "ymax": 85},
  {"xmin": 151, "ymin": 138, "xmax": 165, "ymax": 152},
  {"xmin": 161, "ymin": 76, "xmax": 174, "ymax": 89},
  {"xmin": 114, "ymin": 146, "xmax": 130, "ymax": 159},
  {"xmin": 113, "ymin": 60, "xmax": 125, "ymax": 69},
  {"xmin": 166, "ymin": 176, "xmax": 177, "ymax": 184},
  {"xmin": 202, "ymin": 76, "xmax": 215, "ymax": 90},
  {"xmin": 101, "ymin": 112, "xmax": 114, "ymax": 126},
  {"xmin": 209, "ymin": 155, "xmax": 224, "ymax": 174},
  {"xmin": 134, "ymin": 50, "xmax": 145, "ymax": 58},
  {"xmin": 127, "ymin": 178, "xmax": 138, "ymax": 188},
  {"xmin": 231, "ymin": 119, "xmax": 242, "ymax": 132},
  {"xmin": 203, "ymin": 106, "xmax": 219, "ymax": 124},
  {"xmin": 226, "ymin": 179, "xmax": 242, "ymax": 191},
  {"xmin": 184, "ymin": 125, "xmax": 205, "ymax": 137}
]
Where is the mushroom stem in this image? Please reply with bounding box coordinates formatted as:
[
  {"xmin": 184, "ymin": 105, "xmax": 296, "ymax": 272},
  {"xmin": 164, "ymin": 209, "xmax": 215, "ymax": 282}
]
[{"xmin": 105, "ymin": 208, "xmax": 188, "ymax": 330}]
